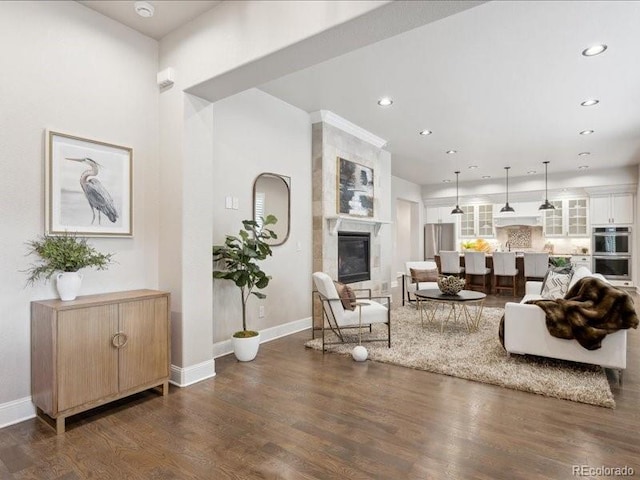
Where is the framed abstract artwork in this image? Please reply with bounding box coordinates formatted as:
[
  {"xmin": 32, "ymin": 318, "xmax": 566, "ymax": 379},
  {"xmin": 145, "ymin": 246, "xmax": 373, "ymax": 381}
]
[
  {"xmin": 337, "ymin": 157, "xmax": 374, "ymax": 217},
  {"xmin": 46, "ymin": 130, "xmax": 133, "ymax": 236}
]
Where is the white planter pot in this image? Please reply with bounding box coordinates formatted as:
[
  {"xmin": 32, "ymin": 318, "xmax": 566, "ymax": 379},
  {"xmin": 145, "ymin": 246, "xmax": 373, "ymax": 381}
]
[
  {"xmin": 56, "ymin": 272, "xmax": 83, "ymax": 301},
  {"xmin": 232, "ymin": 332, "xmax": 261, "ymax": 362}
]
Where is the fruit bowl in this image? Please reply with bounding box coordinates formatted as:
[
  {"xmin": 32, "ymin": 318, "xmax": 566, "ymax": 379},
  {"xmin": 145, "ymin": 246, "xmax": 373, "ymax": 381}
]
[{"xmin": 437, "ymin": 275, "xmax": 465, "ymax": 295}]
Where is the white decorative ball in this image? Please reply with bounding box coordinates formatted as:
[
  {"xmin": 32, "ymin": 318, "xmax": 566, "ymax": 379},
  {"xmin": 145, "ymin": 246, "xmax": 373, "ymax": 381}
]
[{"xmin": 352, "ymin": 345, "xmax": 368, "ymax": 362}]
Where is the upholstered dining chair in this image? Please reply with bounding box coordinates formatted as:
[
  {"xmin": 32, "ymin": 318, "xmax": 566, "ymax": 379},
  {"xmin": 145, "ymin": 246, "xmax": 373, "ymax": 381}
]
[
  {"xmin": 524, "ymin": 252, "xmax": 550, "ymax": 281},
  {"xmin": 493, "ymin": 252, "xmax": 518, "ymax": 296},
  {"xmin": 440, "ymin": 251, "xmax": 464, "ymax": 277},
  {"xmin": 464, "ymin": 251, "xmax": 492, "ymax": 293},
  {"xmin": 312, "ymin": 272, "xmax": 391, "ymax": 352}
]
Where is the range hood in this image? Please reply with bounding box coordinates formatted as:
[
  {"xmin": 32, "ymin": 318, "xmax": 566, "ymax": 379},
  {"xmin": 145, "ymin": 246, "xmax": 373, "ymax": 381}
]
[{"xmin": 494, "ymin": 215, "xmax": 542, "ymax": 227}]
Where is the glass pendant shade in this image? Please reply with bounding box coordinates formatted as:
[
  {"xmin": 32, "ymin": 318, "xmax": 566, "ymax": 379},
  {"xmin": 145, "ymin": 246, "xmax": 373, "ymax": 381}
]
[
  {"xmin": 451, "ymin": 171, "xmax": 464, "ymax": 215},
  {"xmin": 500, "ymin": 166, "xmax": 515, "ymax": 213},
  {"xmin": 538, "ymin": 161, "xmax": 555, "ymax": 210}
]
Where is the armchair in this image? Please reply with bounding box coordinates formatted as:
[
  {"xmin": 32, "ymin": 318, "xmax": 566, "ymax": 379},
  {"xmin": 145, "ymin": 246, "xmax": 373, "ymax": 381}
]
[{"xmin": 312, "ymin": 272, "xmax": 391, "ymax": 352}]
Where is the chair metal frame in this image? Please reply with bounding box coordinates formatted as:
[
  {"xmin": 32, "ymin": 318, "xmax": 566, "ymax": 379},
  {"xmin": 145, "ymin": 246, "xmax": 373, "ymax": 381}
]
[{"xmin": 315, "ymin": 289, "xmax": 391, "ymax": 352}]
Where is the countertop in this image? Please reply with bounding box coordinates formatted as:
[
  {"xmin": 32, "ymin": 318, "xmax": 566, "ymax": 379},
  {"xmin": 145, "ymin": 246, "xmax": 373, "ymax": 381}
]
[{"xmin": 442, "ymin": 252, "xmax": 588, "ymax": 257}]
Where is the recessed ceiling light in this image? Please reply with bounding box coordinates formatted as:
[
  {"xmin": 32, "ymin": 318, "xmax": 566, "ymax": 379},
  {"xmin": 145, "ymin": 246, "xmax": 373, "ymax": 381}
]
[
  {"xmin": 578, "ymin": 152, "xmax": 591, "ymax": 156},
  {"xmin": 481, "ymin": 175, "xmax": 491, "ymax": 179},
  {"xmin": 582, "ymin": 44, "xmax": 607, "ymax": 57},
  {"xmin": 134, "ymin": 1, "xmax": 155, "ymax": 18},
  {"xmin": 442, "ymin": 179, "xmax": 451, "ymax": 183},
  {"xmin": 468, "ymin": 165, "xmax": 478, "ymax": 169},
  {"xmin": 446, "ymin": 150, "xmax": 457, "ymax": 154},
  {"xmin": 377, "ymin": 97, "xmax": 393, "ymax": 107},
  {"xmin": 527, "ymin": 170, "xmax": 537, "ymax": 175},
  {"xmin": 578, "ymin": 165, "xmax": 590, "ymax": 169},
  {"xmin": 419, "ymin": 130, "xmax": 432, "ymax": 136},
  {"xmin": 581, "ymin": 99, "xmax": 599, "ymax": 107},
  {"xmin": 580, "ymin": 130, "xmax": 594, "ymax": 135}
]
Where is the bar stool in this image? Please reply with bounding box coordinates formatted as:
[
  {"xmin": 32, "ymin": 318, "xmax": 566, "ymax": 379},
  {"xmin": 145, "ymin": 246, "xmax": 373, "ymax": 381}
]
[
  {"xmin": 493, "ymin": 252, "xmax": 518, "ymax": 296},
  {"xmin": 440, "ymin": 250, "xmax": 464, "ymax": 277},
  {"xmin": 464, "ymin": 251, "xmax": 491, "ymax": 293},
  {"xmin": 524, "ymin": 252, "xmax": 549, "ymax": 281}
]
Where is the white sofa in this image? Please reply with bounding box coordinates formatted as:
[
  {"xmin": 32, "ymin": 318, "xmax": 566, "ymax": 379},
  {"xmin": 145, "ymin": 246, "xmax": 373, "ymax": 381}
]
[
  {"xmin": 504, "ymin": 266, "xmax": 628, "ymax": 370},
  {"xmin": 402, "ymin": 261, "xmax": 438, "ymax": 306}
]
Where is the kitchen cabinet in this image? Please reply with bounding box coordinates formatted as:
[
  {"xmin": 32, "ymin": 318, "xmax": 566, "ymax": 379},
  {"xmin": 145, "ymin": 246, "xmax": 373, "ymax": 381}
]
[
  {"xmin": 459, "ymin": 204, "xmax": 494, "ymax": 238},
  {"xmin": 31, "ymin": 290, "xmax": 170, "ymax": 434},
  {"xmin": 590, "ymin": 193, "xmax": 633, "ymax": 225},
  {"xmin": 543, "ymin": 198, "xmax": 588, "ymax": 237},
  {"xmin": 426, "ymin": 206, "xmax": 457, "ymax": 224},
  {"xmin": 570, "ymin": 255, "xmax": 591, "ymax": 270}
]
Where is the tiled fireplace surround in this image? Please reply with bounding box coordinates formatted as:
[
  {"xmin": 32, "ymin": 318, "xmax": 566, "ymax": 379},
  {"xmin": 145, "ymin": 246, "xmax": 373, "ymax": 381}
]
[{"xmin": 312, "ymin": 118, "xmax": 391, "ymax": 330}]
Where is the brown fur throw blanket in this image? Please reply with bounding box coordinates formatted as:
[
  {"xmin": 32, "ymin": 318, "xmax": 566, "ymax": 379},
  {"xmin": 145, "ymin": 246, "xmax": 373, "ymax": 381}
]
[{"xmin": 526, "ymin": 277, "xmax": 638, "ymax": 350}]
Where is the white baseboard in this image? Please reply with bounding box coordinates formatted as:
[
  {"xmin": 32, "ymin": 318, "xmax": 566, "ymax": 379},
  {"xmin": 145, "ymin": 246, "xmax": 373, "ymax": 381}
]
[
  {"xmin": 170, "ymin": 359, "xmax": 216, "ymax": 387},
  {"xmin": 0, "ymin": 396, "xmax": 36, "ymax": 429},
  {"xmin": 0, "ymin": 317, "xmax": 312, "ymax": 427},
  {"xmin": 212, "ymin": 316, "xmax": 312, "ymax": 359}
]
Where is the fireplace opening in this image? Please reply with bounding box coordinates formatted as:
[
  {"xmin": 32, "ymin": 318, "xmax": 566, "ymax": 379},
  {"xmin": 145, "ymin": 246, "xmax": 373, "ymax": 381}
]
[{"xmin": 338, "ymin": 232, "xmax": 371, "ymax": 284}]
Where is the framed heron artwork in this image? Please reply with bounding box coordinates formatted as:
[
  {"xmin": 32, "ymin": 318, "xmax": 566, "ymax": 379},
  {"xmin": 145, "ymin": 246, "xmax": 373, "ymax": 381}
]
[{"xmin": 46, "ymin": 131, "xmax": 133, "ymax": 237}]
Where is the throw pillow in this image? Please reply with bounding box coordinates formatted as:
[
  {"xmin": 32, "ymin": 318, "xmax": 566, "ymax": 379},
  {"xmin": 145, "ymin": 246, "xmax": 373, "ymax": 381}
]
[
  {"xmin": 334, "ymin": 281, "xmax": 356, "ymax": 310},
  {"xmin": 410, "ymin": 268, "xmax": 439, "ymax": 283},
  {"xmin": 541, "ymin": 266, "xmax": 573, "ymax": 300}
]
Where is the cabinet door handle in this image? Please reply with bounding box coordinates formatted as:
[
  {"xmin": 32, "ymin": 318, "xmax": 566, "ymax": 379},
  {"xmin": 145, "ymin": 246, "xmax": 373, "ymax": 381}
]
[{"xmin": 111, "ymin": 332, "xmax": 128, "ymax": 349}]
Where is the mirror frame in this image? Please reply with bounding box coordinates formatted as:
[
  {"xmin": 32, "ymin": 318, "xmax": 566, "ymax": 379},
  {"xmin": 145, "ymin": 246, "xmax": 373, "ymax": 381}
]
[{"xmin": 252, "ymin": 172, "xmax": 291, "ymax": 246}]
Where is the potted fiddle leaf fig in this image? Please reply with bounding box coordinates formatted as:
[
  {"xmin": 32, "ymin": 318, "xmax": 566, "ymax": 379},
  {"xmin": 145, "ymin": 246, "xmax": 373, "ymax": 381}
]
[
  {"xmin": 25, "ymin": 233, "xmax": 114, "ymax": 301},
  {"xmin": 212, "ymin": 215, "xmax": 277, "ymax": 361}
]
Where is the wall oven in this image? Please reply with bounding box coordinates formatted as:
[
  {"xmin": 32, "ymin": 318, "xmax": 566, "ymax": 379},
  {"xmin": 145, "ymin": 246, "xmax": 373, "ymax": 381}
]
[
  {"xmin": 592, "ymin": 227, "xmax": 632, "ymax": 281},
  {"xmin": 593, "ymin": 227, "xmax": 631, "ymax": 255}
]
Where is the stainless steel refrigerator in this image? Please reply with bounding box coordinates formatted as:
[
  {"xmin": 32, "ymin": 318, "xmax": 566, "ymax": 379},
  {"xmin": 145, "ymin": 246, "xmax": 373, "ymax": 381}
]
[{"xmin": 424, "ymin": 223, "xmax": 456, "ymax": 259}]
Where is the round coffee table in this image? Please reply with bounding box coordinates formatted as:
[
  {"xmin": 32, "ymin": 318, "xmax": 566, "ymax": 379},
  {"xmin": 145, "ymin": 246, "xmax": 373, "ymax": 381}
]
[{"xmin": 414, "ymin": 289, "xmax": 486, "ymax": 332}]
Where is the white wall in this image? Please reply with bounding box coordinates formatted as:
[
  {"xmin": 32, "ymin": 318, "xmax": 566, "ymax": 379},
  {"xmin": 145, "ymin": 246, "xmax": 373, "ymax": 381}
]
[
  {"xmin": 392, "ymin": 176, "xmax": 425, "ymax": 277},
  {"xmin": 0, "ymin": 1, "xmax": 158, "ymax": 424},
  {"xmin": 211, "ymin": 89, "xmax": 312, "ymax": 342}
]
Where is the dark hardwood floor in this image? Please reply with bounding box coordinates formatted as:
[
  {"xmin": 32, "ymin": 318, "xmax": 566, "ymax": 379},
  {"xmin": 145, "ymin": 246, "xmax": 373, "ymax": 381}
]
[{"xmin": 2, "ymin": 290, "xmax": 639, "ymax": 479}]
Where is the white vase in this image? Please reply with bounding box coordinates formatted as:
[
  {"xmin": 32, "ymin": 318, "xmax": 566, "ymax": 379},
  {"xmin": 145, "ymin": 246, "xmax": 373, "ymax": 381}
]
[
  {"xmin": 232, "ymin": 332, "xmax": 261, "ymax": 362},
  {"xmin": 56, "ymin": 272, "xmax": 83, "ymax": 301}
]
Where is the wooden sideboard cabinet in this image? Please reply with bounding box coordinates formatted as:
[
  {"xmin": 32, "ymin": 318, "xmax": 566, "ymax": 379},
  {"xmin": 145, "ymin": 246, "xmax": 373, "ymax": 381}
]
[{"xmin": 31, "ymin": 289, "xmax": 171, "ymax": 434}]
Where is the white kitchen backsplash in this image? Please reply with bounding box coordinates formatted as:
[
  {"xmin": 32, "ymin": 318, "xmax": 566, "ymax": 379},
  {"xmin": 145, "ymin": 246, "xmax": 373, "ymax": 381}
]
[{"xmin": 545, "ymin": 237, "xmax": 591, "ymax": 255}]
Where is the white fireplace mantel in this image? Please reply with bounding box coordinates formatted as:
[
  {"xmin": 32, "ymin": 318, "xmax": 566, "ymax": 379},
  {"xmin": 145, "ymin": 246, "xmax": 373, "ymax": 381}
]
[{"xmin": 325, "ymin": 215, "xmax": 391, "ymax": 237}]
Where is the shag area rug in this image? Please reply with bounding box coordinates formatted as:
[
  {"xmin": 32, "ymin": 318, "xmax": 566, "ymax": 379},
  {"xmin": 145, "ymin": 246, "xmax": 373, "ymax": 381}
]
[{"xmin": 305, "ymin": 306, "xmax": 615, "ymax": 408}]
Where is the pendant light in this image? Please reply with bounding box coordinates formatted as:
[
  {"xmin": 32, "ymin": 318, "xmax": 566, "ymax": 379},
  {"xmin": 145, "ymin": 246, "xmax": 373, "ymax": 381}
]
[
  {"xmin": 538, "ymin": 161, "xmax": 555, "ymax": 210},
  {"xmin": 451, "ymin": 171, "xmax": 464, "ymax": 215},
  {"xmin": 500, "ymin": 166, "xmax": 515, "ymax": 213}
]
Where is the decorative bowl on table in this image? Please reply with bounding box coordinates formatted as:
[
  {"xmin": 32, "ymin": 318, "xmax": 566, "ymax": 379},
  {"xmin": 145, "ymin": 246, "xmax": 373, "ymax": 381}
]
[{"xmin": 437, "ymin": 275, "xmax": 465, "ymax": 295}]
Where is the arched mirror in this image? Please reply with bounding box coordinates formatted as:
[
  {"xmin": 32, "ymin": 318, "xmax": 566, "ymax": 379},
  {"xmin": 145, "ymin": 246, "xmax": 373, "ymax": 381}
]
[{"xmin": 253, "ymin": 173, "xmax": 290, "ymax": 246}]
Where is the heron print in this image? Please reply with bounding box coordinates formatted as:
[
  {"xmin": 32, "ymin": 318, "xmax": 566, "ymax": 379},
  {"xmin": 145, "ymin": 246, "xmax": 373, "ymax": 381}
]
[
  {"xmin": 47, "ymin": 131, "xmax": 132, "ymax": 236},
  {"xmin": 65, "ymin": 157, "xmax": 118, "ymax": 225}
]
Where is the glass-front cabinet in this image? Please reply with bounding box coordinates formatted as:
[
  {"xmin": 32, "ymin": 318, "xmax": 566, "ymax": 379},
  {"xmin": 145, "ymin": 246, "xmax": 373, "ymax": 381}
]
[
  {"xmin": 543, "ymin": 198, "xmax": 588, "ymax": 237},
  {"xmin": 543, "ymin": 200, "xmax": 563, "ymax": 236},
  {"xmin": 567, "ymin": 199, "xmax": 588, "ymax": 235},
  {"xmin": 460, "ymin": 204, "xmax": 493, "ymax": 238}
]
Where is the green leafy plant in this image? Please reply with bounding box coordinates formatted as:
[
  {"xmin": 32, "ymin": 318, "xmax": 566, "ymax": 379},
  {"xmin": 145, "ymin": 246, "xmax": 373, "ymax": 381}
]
[
  {"xmin": 212, "ymin": 215, "xmax": 277, "ymax": 338},
  {"xmin": 549, "ymin": 256, "xmax": 569, "ymax": 268},
  {"xmin": 25, "ymin": 233, "xmax": 114, "ymax": 285}
]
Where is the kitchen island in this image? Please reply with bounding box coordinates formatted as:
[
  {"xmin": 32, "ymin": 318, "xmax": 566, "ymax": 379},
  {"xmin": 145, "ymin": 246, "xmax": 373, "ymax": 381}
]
[{"xmin": 434, "ymin": 253, "xmax": 570, "ymax": 297}]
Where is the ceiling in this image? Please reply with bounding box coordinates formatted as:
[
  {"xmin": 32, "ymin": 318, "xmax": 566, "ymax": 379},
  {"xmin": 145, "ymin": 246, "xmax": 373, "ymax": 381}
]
[
  {"xmin": 77, "ymin": 1, "xmax": 640, "ymax": 187},
  {"xmin": 77, "ymin": 0, "xmax": 220, "ymax": 40},
  {"xmin": 260, "ymin": 1, "xmax": 640, "ymax": 186}
]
